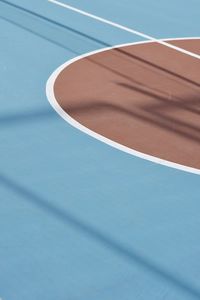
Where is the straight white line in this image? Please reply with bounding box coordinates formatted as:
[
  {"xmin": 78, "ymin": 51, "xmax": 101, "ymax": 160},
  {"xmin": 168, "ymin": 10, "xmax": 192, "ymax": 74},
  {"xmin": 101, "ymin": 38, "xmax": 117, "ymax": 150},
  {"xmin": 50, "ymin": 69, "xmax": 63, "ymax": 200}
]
[{"xmin": 48, "ymin": 0, "xmax": 200, "ymax": 60}]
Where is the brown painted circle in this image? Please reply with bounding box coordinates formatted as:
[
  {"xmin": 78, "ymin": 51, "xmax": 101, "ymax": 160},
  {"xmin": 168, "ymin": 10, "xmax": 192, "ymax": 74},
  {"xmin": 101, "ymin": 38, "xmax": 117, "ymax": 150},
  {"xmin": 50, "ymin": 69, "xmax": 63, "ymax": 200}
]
[{"xmin": 54, "ymin": 39, "xmax": 200, "ymax": 169}]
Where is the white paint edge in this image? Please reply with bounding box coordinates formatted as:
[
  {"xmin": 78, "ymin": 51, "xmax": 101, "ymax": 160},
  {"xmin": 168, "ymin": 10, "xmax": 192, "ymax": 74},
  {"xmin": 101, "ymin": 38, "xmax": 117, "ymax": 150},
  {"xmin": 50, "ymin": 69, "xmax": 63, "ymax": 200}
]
[
  {"xmin": 46, "ymin": 38, "xmax": 200, "ymax": 175},
  {"xmin": 48, "ymin": 0, "xmax": 200, "ymax": 60}
]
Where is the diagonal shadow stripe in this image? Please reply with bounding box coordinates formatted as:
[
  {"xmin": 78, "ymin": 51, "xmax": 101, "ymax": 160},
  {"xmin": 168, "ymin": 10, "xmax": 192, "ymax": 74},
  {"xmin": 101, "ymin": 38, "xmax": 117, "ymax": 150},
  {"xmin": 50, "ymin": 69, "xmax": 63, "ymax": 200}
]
[
  {"xmin": 0, "ymin": 172, "xmax": 200, "ymax": 299},
  {"xmin": 0, "ymin": 0, "xmax": 199, "ymax": 91},
  {"xmin": 0, "ymin": 108, "xmax": 57, "ymax": 128},
  {"xmin": 0, "ymin": 0, "xmax": 109, "ymax": 50}
]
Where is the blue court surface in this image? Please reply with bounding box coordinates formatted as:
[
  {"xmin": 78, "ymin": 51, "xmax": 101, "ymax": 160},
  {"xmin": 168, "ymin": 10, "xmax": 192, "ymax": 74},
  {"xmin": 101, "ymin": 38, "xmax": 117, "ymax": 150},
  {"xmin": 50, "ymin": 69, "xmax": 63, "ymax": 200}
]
[{"xmin": 0, "ymin": 1, "xmax": 200, "ymax": 299}]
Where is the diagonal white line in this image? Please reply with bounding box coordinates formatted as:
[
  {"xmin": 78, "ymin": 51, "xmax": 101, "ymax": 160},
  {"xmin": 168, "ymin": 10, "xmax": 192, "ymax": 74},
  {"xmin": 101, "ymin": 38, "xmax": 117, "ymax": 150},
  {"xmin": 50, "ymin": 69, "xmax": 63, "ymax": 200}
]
[{"xmin": 48, "ymin": 0, "xmax": 200, "ymax": 60}]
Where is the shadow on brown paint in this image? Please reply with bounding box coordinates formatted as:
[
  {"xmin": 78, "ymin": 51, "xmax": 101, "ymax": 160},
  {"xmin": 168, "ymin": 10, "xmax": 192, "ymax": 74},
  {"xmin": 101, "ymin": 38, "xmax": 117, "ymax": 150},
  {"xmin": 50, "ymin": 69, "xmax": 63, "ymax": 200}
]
[{"xmin": 64, "ymin": 97, "xmax": 200, "ymax": 146}]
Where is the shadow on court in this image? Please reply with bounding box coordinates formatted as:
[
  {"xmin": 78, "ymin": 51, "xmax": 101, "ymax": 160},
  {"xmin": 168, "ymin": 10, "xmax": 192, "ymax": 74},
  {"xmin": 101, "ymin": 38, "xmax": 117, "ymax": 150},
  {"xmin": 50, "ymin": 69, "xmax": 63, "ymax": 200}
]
[
  {"xmin": 0, "ymin": 0, "xmax": 199, "ymax": 138},
  {"xmin": 0, "ymin": 0, "xmax": 109, "ymax": 54},
  {"xmin": 0, "ymin": 108, "xmax": 57, "ymax": 128},
  {"xmin": 0, "ymin": 0, "xmax": 199, "ymax": 90},
  {"xmin": 0, "ymin": 171, "xmax": 200, "ymax": 299},
  {"xmin": 62, "ymin": 93, "xmax": 200, "ymax": 145},
  {"xmin": 1, "ymin": 1, "xmax": 200, "ymax": 298},
  {"xmin": 117, "ymin": 82, "xmax": 200, "ymax": 142}
]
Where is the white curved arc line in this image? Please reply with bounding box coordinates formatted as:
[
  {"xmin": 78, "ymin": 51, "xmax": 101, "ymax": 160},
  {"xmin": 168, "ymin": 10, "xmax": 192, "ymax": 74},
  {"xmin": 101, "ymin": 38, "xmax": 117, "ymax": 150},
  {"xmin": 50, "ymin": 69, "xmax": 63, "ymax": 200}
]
[{"xmin": 46, "ymin": 38, "xmax": 200, "ymax": 175}]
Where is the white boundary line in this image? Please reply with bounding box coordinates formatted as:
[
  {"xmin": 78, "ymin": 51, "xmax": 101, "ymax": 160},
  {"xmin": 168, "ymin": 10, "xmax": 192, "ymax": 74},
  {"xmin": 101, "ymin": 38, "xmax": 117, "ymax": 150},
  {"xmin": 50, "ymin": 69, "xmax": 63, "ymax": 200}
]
[
  {"xmin": 46, "ymin": 38, "xmax": 200, "ymax": 175},
  {"xmin": 48, "ymin": 0, "xmax": 200, "ymax": 60}
]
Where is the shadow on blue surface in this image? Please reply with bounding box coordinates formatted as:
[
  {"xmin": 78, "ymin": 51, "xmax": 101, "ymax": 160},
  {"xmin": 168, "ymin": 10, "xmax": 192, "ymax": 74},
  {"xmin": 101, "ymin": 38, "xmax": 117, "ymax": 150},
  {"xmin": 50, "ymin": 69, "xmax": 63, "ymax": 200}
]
[
  {"xmin": 0, "ymin": 108, "xmax": 57, "ymax": 127},
  {"xmin": 0, "ymin": 0, "xmax": 109, "ymax": 54},
  {"xmin": 0, "ymin": 0, "xmax": 199, "ymax": 89},
  {"xmin": 0, "ymin": 171, "xmax": 200, "ymax": 299}
]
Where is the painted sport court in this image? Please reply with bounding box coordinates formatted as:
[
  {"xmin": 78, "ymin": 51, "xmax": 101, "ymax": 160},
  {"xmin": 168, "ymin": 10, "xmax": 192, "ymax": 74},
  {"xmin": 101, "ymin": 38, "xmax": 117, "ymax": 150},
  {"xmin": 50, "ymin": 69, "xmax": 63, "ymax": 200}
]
[{"xmin": 0, "ymin": 0, "xmax": 200, "ymax": 299}]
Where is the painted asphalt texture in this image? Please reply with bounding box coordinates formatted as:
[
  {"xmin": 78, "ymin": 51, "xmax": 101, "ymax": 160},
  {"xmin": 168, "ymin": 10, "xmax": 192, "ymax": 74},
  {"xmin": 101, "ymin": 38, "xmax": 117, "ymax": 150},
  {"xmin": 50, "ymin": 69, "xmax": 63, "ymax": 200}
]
[{"xmin": 0, "ymin": 0, "xmax": 200, "ymax": 299}]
